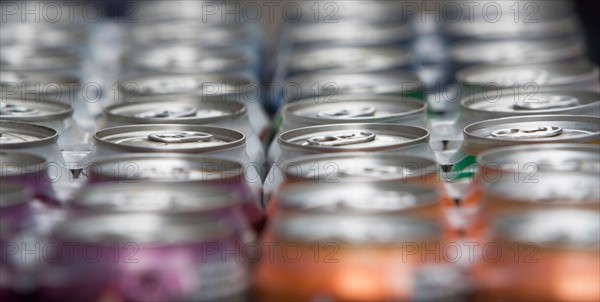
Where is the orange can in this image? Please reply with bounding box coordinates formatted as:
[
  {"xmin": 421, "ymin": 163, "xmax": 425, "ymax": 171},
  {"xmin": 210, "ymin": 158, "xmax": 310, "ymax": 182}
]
[{"xmin": 253, "ymin": 214, "xmax": 466, "ymax": 301}]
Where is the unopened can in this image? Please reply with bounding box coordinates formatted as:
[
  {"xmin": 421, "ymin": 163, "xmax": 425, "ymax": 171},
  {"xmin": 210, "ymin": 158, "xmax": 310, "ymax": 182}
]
[
  {"xmin": 263, "ymin": 153, "xmax": 440, "ymax": 208},
  {"xmin": 0, "ymin": 45, "xmax": 81, "ymax": 71},
  {"xmin": 271, "ymin": 183, "xmax": 445, "ymax": 223},
  {"xmin": 471, "ymin": 210, "xmax": 599, "ymax": 301},
  {"xmin": 289, "ymin": 20, "xmax": 413, "ymax": 47},
  {"xmin": 90, "ymin": 124, "xmax": 262, "ymax": 179},
  {"xmin": 254, "ymin": 214, "xmax": 464, "ymax": 301},
  {"xmin": 456, "ymin": 62, "xmax": 600, "ymax": 96},
  {"xmin": 102, "ymin": 97, "xmax": 265, "ymax": 169},
  {"xmin": 449, "ymin": 38, "xmax": 586, "ymax": 71},
  {"xmin": 70, "ymin": 182, "xmax": 255, "ymax": 238},
  {"xmin": 279, "ymin": 45, "xmax": 413, "ymax": 78},
  {"xmin": 120, "ymin": 45, "xmax": 257, "ymax": 76},
  {"xmin": 1, "ymin": 97, "xmax": 88, "ymax": 147},
  {"xmin": 38, "ymin": 214, "xmax": 249, "ymax": 302},
  {"xmin": 460, "ymin": 90, "xmax": 600, "ymax": 127},
  {"xmin": 84, "ymin": 154, "xmax": 263, "ymax": 229},
  {"xmin": 279, "ymin": 71, "xmax": 425, "ymax": 111},
  {"xmin": 116, "ymin": 72, "xmax": 269, "ymax": 140},
  {"xmin": 0, "ymin": 121, "xmax": 62, "ymax": 163},
  {"xmin": 276, "ymin": 94, "xmax": 428, "ymax": 134},
  {"xmin": 271, "ymin": 123, "xmax": 432, "ymax": 166}
]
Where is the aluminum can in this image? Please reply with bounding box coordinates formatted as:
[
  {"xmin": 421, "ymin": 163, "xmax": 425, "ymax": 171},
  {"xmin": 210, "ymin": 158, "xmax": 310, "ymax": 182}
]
[
  {"xmin": 276, "ymin": 94, "xmax": 428, "ymax": 134},
  {"xmin": 456, "ymin": 62, "xmax": 600, "ymax": 96},
  {"xmin": 116, "ymin": 72, "xmax": 269, "ymax": 141},
  {"xmin": 0, "ymin": 45, "xmax": 81, "ymax": 72},
  {"xmin": 90, "ymin": 124, "xmax": 262, "ymax": 180},
  {"xmin": 460, "ymin": 89, "xmax": 600, "ymax": 127},
  {"xmin": 38, "ymin": 213, "xmax": 249, "ymax": 301},
  {"xmin": 264, "ymin": 153, "xmax": 440, "ymax": 208},
  {"xmin": 471, "ymin": 210, "xmax": 599, "ymax": 301},
  {"xmin": 289, "ymin": 20, "xmax": 413, "ymax": 48},
  {"xmin": 0, "ymin": 22, "xmax": 88, "ymax": 48},
  {"xmin": 276, "ymin": 45, "xmax": 413, "ymax": 80},
  {"xmin": 120, "ymin": 45, "xmax": 258, "ymax": 77},
  {"xmin": 271, "ymin": 123, "xmax": 432, "ymax": 166},
  {"xmin": 102, "ymin": 97, "xmax": 265, "ymax": 170},
  {"xmin": 449, "ymin": 38, "xmax": 586, "ymax": 73},
  {"xmin": 254, "ymin": 214, "xmax": 464, "ymax": 301},
  {"xmin": 0, "ymin": 121, "xmax": 62, "ymax": 163},
  {"xmin": 278, "ymin": 71, "xmax": 425, "ymax": 112},
  {"xmin": 70, "ymin": 182, "xmax": 255, "ymax": 239},
  {"xmin": 84, "ymin": 154, "xmax": 263, "ymax": 229}
]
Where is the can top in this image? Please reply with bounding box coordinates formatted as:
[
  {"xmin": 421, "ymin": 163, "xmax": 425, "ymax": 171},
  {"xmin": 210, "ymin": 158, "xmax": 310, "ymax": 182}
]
[
  {"xmin": 464, "ymin": 115, "xmax": 600, "ymax": 151},
  {"xmin": 122, "ymin": 45, "xmax": 254, "ymax": 74},
  {"xmin": 275, "ymin": 214, "xmax": 440, "ymax": 245},
  {"xmin": 0, "ymin": 121, "xmax": 58, "ymax": 148},
  {"xmin": 104, "ymin": 97, "xmax": 246, "ymax": 125},
  {"xmin": 1, "ymin": 98, "xmax": 73, "ymax": 122},
  {"xmin": 0, "ymin": 183, "xmax": 33, "ymax": 209},
  {"xmin": 278, "ymin": 183, "xmax": 440, "ymax": 214},
  {"xmin": 54, "ymin": 213, "xmax": 232, "ymax": 245},
  {"xmin": 0, "ymin": 151, "xmax": 46, "ymax": 176},
  {"xmin": 291, "ymin": 20, "xmax": 413, "ymax": 46},
  {"xmin": 282, "ymin": 95, "xmax": 426, "ymax": 125},
  {"xmin": 478, "ymin": 144, "xmax": 600, "ymax": 174},
  {"xmin": 483, "ymin": 173, "xmax": 599, "ymax": 205},
  {"xmin": 279, "ymin": 123, "xmax": 429, "ymax": 153},
  {"xmin": 94, "ymin": 124, "xmax": 245, "ymax": 153},
  {"xmin": 461, "ymin": 90, "xmax": 599, "ymax": 115},
  {"xmin": 284, "ymin": 71, "xmax": 423, "ymax": 102},
  {"xmin": 450, "ymin": 38, "xmax": 585, "ymax": 65},
  {"xmin": 87, "ymin": 154, "xmax": 244, "ymax": 182},
  {"xmin": 283, "ymin": 153, "xmax": 437, "ymax": 182},
  {"xmin": 0, "ymin": 45, "xmax": 81, "ymax": 71},
  {"xmin": 72, "ymin": 183, "xmax": 239, "ymax": 214},
  {"xmin": 129, "ymin": 21, "xmax": 250, "ymax": 47},
  {"xmin": 118, "ymin": 72, "xmax": 257, "ymax": 97},
  {"xmin": 0, "ymin": 70, "xmax": 80, "ymax": 94},
  {"xmin": 456, "ymin": 62, "xmax": 599, "ymax": 88},
  {"xmin": 447, "ymin": 15, "xmax": 580, "ymax": 40},
  {"xmin": 286, "ymin": 46, "xmax": 412, "ymax": 75},
  {"xmin": 495, "ymin": 210, "xmax": 599, "ymax": 251}
]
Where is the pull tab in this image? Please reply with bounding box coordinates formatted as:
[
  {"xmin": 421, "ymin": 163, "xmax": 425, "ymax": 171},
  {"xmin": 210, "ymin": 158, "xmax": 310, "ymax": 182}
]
[
  {"xmin": 316, "ymin": 106, "xmax": 376, "ymax": 119},
  {"xmin": 491, "ymin": 126, "xmax": 563, "ymax": 139},
  {"xmin": 307, "ymin": 131, "xmax": 376, "ymax": 147},
  {"xmin": 147, "ymin": 131, "xmax": 213, "ymax": 143},
  {"xmin": 134, "ymin": 106, "xmax": 197, "ymax": 118},
  {"xmin": 0, "ymin": 104, "xmax": 40, "ymax": 116},
  {"xmin": 338, "ymin": 166, "xmax": 413, "ymax": 179},
  {"xmin": 513, "ymin": 95, "xmax": 580, "ymax": 110}
]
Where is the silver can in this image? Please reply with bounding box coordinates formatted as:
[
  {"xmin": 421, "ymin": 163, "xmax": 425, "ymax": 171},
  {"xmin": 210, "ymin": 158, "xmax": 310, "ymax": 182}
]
[
  {"xmin": 460, "ymin": 90, "xmax": 600, "ymax": 127},
  {"xmin": 280, "ymin": 45, "xmax": 413, "ymax": 78},
  {"xmin": 102, "ymin": 97, "xmax": 264, "ymax": 168},
  {"xmin": 0, "ymin": 121, "xmax": 62, "ymax": 163},
  {"xmin": 264, "ymin": 153, "xmax": 439, "ymax": 208},
  {"xmin": 116, "ymin": 72, "xmax": 269, "ymax": 139},
  {"xmin": 463, "ymin": 115, "xmax": 600, "ymax": 156},
  {"xmin": 120, "ymin": 45, "xmax": 257, "ymax": 76},
  {"xmin": 280, "ymin": 71, "xmax": 425, "ymax": 107},
  {"xmin": 90, "ymin": 124, "xmax": 262, "ymax": 179},
  {"xmin": 271, "ymin": 123, "xmax": 432, "ymax": 168},
  {"xmin": 456, "ymin": 62, "xmax": 600, "ymax": 95},
  {"xmin": 277, "ymin": 94, "xmax": 427, "ymax": 133},
  {"xmin": 0, "ymin": 45, "xmax": 81, "ymax": 71}
]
